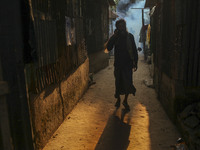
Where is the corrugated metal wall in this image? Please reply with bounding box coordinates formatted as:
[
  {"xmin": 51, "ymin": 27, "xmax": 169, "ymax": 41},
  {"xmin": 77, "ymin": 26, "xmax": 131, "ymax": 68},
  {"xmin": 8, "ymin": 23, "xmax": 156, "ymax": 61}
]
[
  {"xmin": 184, "ymin": 0, "xmax": 200, "ymax": 87},
  {"xmin": 145, "ymin": 0, "xmax": 200, "ymax": 148},
  {"xmin": 26, "ymin": 0, "xmax": 87, "ymax": 94},
  {"xmin": 152, "ymin": 0, "xmax": 200, "ymax": 90},
  {"xmin": 84, "ymin": 0, "xmax": 109, "ymax": 54}
]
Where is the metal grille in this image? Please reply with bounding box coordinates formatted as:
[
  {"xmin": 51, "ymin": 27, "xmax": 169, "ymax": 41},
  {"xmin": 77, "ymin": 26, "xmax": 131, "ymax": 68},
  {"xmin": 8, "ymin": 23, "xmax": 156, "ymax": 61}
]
[
  {"xmin": 34, "ymin": 19, "xmax": 58, "ymax": 67},
  {"xmin": 27, "ymin": 0, "xmax": 87, "ymax": 94}
]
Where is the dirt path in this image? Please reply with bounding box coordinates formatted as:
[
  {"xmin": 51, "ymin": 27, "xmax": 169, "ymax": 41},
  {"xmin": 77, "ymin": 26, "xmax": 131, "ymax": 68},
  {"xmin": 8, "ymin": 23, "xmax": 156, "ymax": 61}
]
[{"xmin": 43, "ymin": 54, "xmax": 180, "ymax": 150}]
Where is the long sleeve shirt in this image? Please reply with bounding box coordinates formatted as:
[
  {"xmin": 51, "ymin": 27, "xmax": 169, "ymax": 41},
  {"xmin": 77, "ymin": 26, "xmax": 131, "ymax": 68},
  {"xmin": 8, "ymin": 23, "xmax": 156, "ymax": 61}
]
[{"xmin": 106, "ymin": 32, "xmax": 138, "ymax": 69}]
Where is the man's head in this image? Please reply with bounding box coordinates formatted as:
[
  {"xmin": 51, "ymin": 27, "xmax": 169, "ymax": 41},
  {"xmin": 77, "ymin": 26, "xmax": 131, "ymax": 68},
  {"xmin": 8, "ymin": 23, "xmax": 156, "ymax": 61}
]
[{"xmin": 115, "ymin": 19, "xmax": 126, "ymax": 31}]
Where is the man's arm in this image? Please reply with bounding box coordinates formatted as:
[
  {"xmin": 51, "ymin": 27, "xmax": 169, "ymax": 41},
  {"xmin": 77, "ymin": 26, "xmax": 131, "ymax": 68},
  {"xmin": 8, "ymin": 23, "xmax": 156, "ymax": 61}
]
[
  {"xmin": 130, "ymin": 34, "xmax": 138, "ymax": 69},
  {"xmin": 106, "ymin": 32, "xmax": 118, "ymax": 51}
]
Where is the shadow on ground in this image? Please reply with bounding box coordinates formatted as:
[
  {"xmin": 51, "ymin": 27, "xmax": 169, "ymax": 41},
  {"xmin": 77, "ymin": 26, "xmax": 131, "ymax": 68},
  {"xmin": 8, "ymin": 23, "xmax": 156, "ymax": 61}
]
[{"xmin": 95, "ymin": 109, "xmax": 131, "ymax": 150}]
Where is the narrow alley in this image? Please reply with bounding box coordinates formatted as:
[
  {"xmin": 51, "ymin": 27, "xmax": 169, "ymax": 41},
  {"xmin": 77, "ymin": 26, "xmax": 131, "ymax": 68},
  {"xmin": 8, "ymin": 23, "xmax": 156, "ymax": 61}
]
[
  {"xmin": 43, "ymin": 54, "xmax": 180, "ymax": 150},
  {"xmin": 1, "ymin": 0, "xmax": 200, "ymax": 149}
]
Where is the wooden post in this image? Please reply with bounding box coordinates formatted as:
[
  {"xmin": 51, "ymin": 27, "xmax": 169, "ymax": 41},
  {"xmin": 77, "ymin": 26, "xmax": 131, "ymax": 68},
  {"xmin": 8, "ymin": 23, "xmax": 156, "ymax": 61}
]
[
  {"xmin": 142, "ymin": 9, "xmax": 144, "ymax": 27},
  {"xmin": 0, "ymin": 0, "xmax": 34, "ymax": 149},
  {"xmin": 142, "ymin": 8, "xmax": 146, "ymax": 60}
]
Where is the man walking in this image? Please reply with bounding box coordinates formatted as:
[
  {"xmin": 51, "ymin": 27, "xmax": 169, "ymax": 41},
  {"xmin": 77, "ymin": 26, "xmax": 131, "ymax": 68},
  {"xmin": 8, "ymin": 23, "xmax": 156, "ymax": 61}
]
[{"xmin": 106, "ymin": 19, "xmax": 138, "ymax": 110}]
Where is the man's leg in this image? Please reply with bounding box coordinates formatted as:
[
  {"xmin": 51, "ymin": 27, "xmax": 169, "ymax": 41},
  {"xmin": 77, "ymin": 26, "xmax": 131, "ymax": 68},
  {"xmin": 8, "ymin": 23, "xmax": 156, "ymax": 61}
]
[
  {"xmin": 123, "ymin": 94, "xmax": 130, "ymax": 110},
  {"xmin": 114, "ymin": 67, "xmax": 121, "ymax": 108},
  {"xmin": 115, "ymin": 96, "xmax": 121, "ymax": 108},
  {"xmin": 123, "ymin": 94, "xmax": 129, "ymax": 104}
]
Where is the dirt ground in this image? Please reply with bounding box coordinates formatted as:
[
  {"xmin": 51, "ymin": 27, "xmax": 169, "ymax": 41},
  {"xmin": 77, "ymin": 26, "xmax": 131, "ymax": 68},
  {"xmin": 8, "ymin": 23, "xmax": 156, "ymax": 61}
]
[{"xmin": 43, "ymin": 54, "xmax": 180, "ymax": 150}]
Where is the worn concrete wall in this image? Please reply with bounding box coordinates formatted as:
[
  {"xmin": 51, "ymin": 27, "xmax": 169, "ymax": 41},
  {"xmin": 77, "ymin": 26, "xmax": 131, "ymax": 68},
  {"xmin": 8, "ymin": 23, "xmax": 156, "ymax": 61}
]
[
  {"xmin": 61, "ymin": 58, "xmax": 89, "ymax": 116},
  {"xmin": 30, "ymin": 58, "xmax": 89, "ymax": 149}
]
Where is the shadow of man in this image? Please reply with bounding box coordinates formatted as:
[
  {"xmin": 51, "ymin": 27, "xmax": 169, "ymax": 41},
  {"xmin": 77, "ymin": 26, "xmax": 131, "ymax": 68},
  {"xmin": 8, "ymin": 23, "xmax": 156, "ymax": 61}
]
[{"xmin": 95, "ymin": 109, "xmax": 131, "ymax": 150}]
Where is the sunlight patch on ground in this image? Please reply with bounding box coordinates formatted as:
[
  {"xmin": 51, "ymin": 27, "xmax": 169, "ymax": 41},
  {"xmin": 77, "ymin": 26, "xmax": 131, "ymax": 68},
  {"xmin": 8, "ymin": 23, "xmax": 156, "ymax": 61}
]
[{"xmin": 127, "ymin": 102, "xmax": 151, "ymax": 150}]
